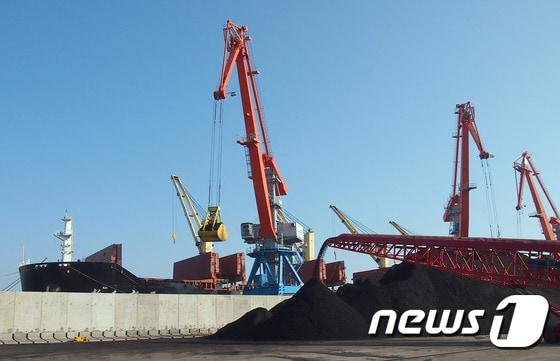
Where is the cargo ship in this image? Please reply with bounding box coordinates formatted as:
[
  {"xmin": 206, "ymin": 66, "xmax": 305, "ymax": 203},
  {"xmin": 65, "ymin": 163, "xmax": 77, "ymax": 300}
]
[
  {"xmin": 19, "ymin": 213, "xmax": 245, "ymax": 294},
  {"xmin": 20, "ymin": 260, "xmax": 202, "ymax": 294},
  {"xmin": 19, "ymin": 211, "xmax": 345, "ymax": 294}
]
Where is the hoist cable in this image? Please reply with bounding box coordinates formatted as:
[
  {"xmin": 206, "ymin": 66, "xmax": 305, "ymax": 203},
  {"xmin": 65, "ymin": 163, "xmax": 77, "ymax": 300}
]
[
  {"xmin": 515, "ymin": 170, "xmax": 523, "ymax": 238},
  {"xmin": 514, "ymin": 168, "xmax": 520, "ymax": 202},
  {"xmin": 481, "ymin": 160, "xmax": 495, "ymax": 237},
  {"xmin": 486, "ymin": 161, "xmax": 501, "ymax": 237},
  {"xmin": 187, "ymin": 189, "xmax": 206, "ymax": 218},
  {"xmin": 171, "ymin": 183, "xmax": 177, "ymax": 242},
  {"xmin": 0, "ymin": 271, "xmax": 18, "ymax": 277},
  {"xmin": 207, "ymin": 101, "xmax": 225, "ymax": 207},
  {"xmin": 481, "ymin": 159, "xmax": 501, "ymax": 238},
  {"xmin": 451, "ymin": 126, "xmax": 461, "ymax": 196},
  {"xmin": 282, "ymin": 208, "xmax": 310, "ymax": 232},
  {"xmin": 247, "ymin": 40, "xmax": 271, "ymax": 154},
  {"xmin": 2, "ymin": 277, "xmax": 20, "ymax": 291},
  {"xmin": 347, "ymin": 213, "xmax": 376, "ymax": 234},
  {"xmin": 216, "ymin": 101, "xmax": 224, "ymax": 205},
  {"xmin": 208, "ymin": 101, "xmax": 218, "ymax": 205},
  {"xmin": 517, "ymin": 211, "xmax": 524, "ymax": 238}
]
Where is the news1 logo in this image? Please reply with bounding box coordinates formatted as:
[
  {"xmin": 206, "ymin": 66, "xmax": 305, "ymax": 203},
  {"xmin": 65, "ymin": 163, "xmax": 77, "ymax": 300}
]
[{"xmin": 368, "ymin": 295, "xmax": 550, "ymax": 348}]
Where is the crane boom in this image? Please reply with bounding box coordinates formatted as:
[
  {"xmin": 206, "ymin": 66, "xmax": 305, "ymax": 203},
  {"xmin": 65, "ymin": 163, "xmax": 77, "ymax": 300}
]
[
  {"xmin": 329, "ymin": 205, "xmax": 360, "ymax": 235},
  {"xmin": 329, "ymin": 205, "xmax": 388, "ymax": 268},
  {"xmin": 171, "ymin": 174, "xmax": 212, "ymax": 253},
  {"xmin": 389, "ymin": 220, "xmax": 412, "ymax": 236},
  {"xmin": 514, "ymin": 152, "xmax": 560, "ymax": 241},
  {"xmin": 443, "ymin": 102, "xmax": 491, "ymax": 237}
]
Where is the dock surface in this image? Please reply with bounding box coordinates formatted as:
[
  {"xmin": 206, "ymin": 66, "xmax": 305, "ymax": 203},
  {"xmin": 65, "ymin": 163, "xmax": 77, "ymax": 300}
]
[{"xmin": 1, "ymin": 337, "xmax": 558, "ymax": 360}]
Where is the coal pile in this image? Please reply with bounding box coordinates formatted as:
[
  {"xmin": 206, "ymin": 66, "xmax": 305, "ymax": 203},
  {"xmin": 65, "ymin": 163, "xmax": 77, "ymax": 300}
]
[
  {"xmin": 213, "ymin": 262, "xmax": 560, "ymax": 340},
  {"xmin": 338, "ymin": 262, "xmax": 533, "ymax": 335},
  {"xmin": 212, "ymin": 307, "xmax": 272, "ymax": 340},
  {"xmin": 212, "ymin": 279, "xmax": 369, "ymax": 340}
]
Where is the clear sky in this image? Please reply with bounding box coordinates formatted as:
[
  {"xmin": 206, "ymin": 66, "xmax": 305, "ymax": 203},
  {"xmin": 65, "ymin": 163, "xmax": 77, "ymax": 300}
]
[{"xmin": 1, "ymin": 1, "xmax": 559, "ymax": 289}]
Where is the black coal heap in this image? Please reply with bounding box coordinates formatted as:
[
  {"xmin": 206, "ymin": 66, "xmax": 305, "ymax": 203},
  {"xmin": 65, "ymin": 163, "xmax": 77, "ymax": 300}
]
[
  {"xmin": 212, "ymin": 263, "xmax": 560, "ymax": 340},
  {"xmin": 212, "ymin": 279, "xmax": 368, "ymax": 340}
]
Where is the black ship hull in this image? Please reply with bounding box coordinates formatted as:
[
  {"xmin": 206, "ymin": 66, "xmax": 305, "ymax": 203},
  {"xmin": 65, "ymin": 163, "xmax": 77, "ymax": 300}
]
[{"xmin": 19, "ymin": 261, "xmax": 210, "ymax": 294}]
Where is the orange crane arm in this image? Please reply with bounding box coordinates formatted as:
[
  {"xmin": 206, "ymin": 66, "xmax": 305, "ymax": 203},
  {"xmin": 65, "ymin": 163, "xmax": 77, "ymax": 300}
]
[
  {"xmin": 213, "ymin": 20, "xmax": 287, "ymax": 239},
  {"xmin": 514, "ymin": 152, "xmax": 559, "ymax": 240},
  {"xmin": 526, "ymin": 154, "xmax": 560, "ymax": 219}
]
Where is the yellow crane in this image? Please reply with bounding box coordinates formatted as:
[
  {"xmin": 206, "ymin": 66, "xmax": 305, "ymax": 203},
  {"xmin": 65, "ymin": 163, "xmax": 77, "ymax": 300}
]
[
  {"xmin": 329, "ymin": 205, "xmax": 389, "ymax": 268},
  {"xmin": 171, "ymin": 174, "xmax": 227, "ymax": 253},
  {"xmin": 389, "ymin": 220, "xmax": 412, "ymax": 236}
]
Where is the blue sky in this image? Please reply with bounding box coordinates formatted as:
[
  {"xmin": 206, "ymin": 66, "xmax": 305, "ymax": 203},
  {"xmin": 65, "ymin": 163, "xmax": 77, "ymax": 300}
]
[{"xmin": 1, "ymin": 1, "xmax": 560, "ymax": 289}]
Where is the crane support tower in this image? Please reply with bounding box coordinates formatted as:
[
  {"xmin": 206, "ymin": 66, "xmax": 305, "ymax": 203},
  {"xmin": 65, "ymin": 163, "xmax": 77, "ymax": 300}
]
[
  {"xmin": 214, "ymin": 20, "xmax": 305, "ymax": 295},
  {"xmin": 443, "ymin": 102, "xmax": 491, "ymax": 237},
  {"xmin": 514, "ymin": 152, "xmax": 560, "ymax": 241}
]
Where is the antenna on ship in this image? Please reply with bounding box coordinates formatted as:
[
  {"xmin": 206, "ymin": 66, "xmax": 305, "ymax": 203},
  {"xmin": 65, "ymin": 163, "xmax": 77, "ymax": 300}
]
[
  {"xmin": 54, "ymin": 210, "xmax": 74, "ymax": 262},
  {"xmin": 19, "ymin": 245, "xmax": 30, "ymax": 267}
]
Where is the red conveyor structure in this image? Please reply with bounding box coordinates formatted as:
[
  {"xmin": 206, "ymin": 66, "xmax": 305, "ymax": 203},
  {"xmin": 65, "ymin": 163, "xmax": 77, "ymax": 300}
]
[{"xmin": 325, "ymin": 233, "xmax": 560, "ymax": 288}]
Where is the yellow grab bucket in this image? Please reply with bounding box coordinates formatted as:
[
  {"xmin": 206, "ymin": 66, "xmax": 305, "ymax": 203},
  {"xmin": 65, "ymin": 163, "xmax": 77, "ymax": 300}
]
[{"xmin": 198, "ymin": 206, "xmax": 228, "ymax": 242}]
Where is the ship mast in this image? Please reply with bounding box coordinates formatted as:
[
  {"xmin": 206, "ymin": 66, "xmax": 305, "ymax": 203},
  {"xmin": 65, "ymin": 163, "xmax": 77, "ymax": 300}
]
[{"xmin": 54, "ymin": 211, "xmax": 74, "ymax": 262}]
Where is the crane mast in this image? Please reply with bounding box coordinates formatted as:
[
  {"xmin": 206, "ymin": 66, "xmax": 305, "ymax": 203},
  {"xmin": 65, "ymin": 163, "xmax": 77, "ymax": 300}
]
[
  {"xmin": 443, "ymin": 102, "xmax": 490, "ymax": 237},
  {"xmin": 214, "ymin": 20, "xmax": 304, "ymax": 294},
  {"xmin": 514, "ymin": 152, "xmax": 560, "ymax": 241}
]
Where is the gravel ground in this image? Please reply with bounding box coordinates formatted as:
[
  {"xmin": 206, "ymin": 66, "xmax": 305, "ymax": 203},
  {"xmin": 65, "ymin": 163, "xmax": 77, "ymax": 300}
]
[{"xmin": 0, "ymin": 337, "xmax": 558, "ymax": 361}]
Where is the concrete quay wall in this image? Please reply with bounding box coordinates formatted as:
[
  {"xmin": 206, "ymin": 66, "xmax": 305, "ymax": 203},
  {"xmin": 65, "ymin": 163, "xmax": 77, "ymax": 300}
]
[{"xmin": 0, "ymin": 292, "xmax": 288, "ymax": 344}]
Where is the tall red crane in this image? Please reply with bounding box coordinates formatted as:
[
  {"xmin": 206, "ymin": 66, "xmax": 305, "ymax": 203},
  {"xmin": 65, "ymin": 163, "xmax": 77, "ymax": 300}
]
[
  {"xmin": 443, "ymin": 102, "xmax": 491, "ymax": 237},
  {"xmin": 514, "ymin": 152, "xmax": 560, "ymax": 241},
  {"xmin": 214, "ymin": 20, "xmax": 287, "ymax": 240},
  {"xmin": 213, "ymin": 20, "xmax": 305, "ymax": 295}
]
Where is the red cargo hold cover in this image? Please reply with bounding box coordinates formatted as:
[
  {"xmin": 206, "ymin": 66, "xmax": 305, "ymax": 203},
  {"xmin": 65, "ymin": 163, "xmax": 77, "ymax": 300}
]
[
  {"xmin": 218, "ymin": 253, "xmax": 245, "ymax": 283},
  {"xmin": 325, "ymin": 261, "xmax": 346, "ymax": 286},
  {"xmin": 84, "ymin": 244, "xmax": 122, "ymax": 265},
  {"xmin": 173, "ymin": 252, "xmax": 219, "ymax": 281},
  {"xmin": 352, "ymin": 268, "xmax": 389, "ymax": 285},
  {"xmin": 298, "ymin": 259, "xmax": 326, "ymax": 283}
]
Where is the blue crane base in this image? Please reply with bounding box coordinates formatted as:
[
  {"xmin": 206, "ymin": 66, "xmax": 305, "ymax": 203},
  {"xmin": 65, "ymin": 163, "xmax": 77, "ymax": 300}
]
[{"xmin": 243, "ymin": 245, "xmax": 304, "ymax": 296}]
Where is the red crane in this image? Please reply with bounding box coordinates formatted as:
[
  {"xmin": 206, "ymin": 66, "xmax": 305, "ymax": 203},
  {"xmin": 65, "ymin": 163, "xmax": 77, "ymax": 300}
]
[
  {"xmin": 214, "ymin": 20, "xmax": 287, "ymax": 240},
  {"xmin": 213, "ymin": 20, "xmax": 306, "ymax": 295},
  {"xmin": 514, "ymin": 152, "xmax": 560, "ymax": 241},
  {"xmin": 443, "ymin": 102, "xmax": 490, "ymax": 237}
]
